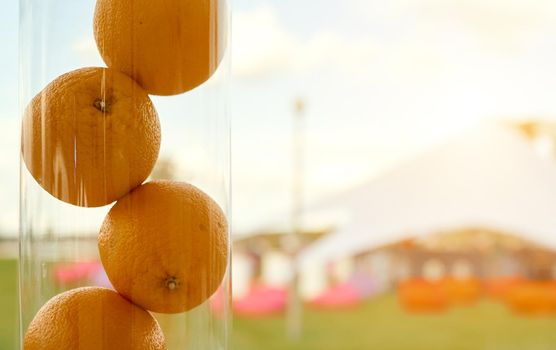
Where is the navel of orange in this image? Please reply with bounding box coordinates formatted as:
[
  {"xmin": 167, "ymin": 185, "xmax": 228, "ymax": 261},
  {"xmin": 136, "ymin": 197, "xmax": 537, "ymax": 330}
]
[{"xmin": 21, "ymin": 67, "xmax": 161, "ymax": 207}]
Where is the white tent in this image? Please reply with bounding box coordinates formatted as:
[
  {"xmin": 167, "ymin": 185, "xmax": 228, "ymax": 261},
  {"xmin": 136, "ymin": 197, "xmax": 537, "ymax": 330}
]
[{"xmin": 299, "ymin": 125, "xmax": 556, "ymax": 268}]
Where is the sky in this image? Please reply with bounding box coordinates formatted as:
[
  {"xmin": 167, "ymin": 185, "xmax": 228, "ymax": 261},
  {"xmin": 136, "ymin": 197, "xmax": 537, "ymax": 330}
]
[{"xmin": 3, "ymin": 0, "xmax": 556, "ymax": 235}]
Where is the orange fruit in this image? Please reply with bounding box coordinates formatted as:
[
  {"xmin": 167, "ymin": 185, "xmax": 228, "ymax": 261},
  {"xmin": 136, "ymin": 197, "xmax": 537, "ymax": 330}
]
[
  {"xmin": 24, "ymin": 287, "xmax": 166, "ymax": 350},
  {"xmin": 21, "ymin": 67, "xmax": 161, "ymax": 207},
  {"xmin": 94, "ymin": 0, "xmax": 228, "ymax": 96},
  {"xmin": 98, "ymin": 180, "xmax": 229, "ymax": 313}
]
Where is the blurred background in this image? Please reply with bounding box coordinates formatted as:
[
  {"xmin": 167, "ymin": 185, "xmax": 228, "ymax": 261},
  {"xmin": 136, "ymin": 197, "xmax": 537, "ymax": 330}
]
[{"xmin": 5, "ymin": 0, "xmax": 556, "ymax": 349}]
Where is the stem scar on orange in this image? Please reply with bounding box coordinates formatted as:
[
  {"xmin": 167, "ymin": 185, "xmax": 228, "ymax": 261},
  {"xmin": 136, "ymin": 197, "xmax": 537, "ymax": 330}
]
[
  {"xmin": 21, "ymin": 67, "xmax": 161, "ymax": 208},
  {"xmin": 24, "ymin": 287, "xmax": 166, "ymax": 350},
  {"xmin": 94, "ymin": 0, "xmax": 228, "ymax": 96},
  {"xmin": 98, "ymin": 180, "xmax": 229, "ymax": 314}
]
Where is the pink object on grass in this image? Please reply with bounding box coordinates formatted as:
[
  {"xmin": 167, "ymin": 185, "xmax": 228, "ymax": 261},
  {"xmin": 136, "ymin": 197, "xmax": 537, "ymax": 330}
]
[
  {"xmin": 310, "ymin": 282, "xmax": 362, "ymax": 310},
  {"xmin": 234, "ymin": 285, "xmax": 287, "ymax": 317},
  {"xmin": 91, "ymin": 267, "xmax": 113, "ymax": 289},
  {"xmin": 54, "ymin": 262, "xmax": 102, "ymax": 284}
]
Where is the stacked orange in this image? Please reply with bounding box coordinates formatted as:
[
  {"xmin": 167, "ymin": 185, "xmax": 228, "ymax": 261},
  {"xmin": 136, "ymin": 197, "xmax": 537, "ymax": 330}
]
[{"xmin": 21, "ymin": 0, "xmax": 228, "ymax": 348}]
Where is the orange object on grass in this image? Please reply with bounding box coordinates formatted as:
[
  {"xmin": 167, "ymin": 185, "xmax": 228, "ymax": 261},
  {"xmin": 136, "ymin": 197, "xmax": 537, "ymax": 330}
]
[
  {"xmin": 505, "ymin": 281, "xmax": 556, "ymax": 315},
  {"xmin": 24, "ymin": 287, "xmax": 166, "ymax": 350},
  {"xmin": 484, "ymin": 275, "xmax": 526, "ymax": 300},
  {"xmin": 398, "ymin": 278, "xmax": 449, "ymax": 313},
  {"xmin": 94, "ymin": 0, "xmax": 228, "ymax": 96},
  {"xmin": 21, "ymin": 67, "xmax": 161, "ymax": 207},
  {"xmin": 440, "ymin": 277, "xmax": 482, "ymax": 304},
  {"xmin": 99, "ymin": 181, "xmax": 229, "ymax": 314}
]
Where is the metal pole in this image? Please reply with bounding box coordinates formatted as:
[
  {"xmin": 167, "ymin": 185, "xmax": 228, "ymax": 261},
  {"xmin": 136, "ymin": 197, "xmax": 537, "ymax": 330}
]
[{"xmin": 286, "ymin": 98, "xmax": 305, "ymax": 340}]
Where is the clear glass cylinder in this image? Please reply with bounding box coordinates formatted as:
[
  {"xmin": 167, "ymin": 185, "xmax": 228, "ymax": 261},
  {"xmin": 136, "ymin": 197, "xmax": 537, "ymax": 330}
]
[{"xmin": 19, "ymin": 1, "xmax": 231, "ymax": 349}]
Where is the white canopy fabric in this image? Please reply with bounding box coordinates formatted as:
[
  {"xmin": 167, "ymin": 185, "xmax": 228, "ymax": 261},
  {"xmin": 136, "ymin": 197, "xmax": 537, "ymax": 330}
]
[{"xmin": 299, "ymin": 125, "xmax": 556, "ymax": 268}]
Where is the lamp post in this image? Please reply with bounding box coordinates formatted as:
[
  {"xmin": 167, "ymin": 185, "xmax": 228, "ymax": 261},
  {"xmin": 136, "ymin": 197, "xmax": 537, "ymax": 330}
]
[{"xmin": 286, "ymin": 98, "xmax": 305, "ymax": 340}]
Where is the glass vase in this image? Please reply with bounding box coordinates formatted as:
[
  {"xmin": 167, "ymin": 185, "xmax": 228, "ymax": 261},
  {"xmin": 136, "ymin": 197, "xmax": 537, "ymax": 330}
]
[{"xmin": 19, "ymin": 1, "xmax": 231, "ymax": 349}]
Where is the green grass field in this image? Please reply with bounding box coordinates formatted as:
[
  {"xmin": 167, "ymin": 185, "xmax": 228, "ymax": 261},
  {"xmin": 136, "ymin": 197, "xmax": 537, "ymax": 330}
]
[
  {"xmin": 0, "ymin": 260, "xmax": 18, "ymax": 350},
  {"xmin": 233, "ymin": 297, "xmax": 556, "ymax": 350},
  {"xmin": 2, "ymin": 259, "xmax": 556, "ymax": 349}
]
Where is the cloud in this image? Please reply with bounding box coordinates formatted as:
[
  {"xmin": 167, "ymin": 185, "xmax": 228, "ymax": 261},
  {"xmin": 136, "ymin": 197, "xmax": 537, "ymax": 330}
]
[
  {"xmin": 232, "ymin": 6, "xmax": 295, "ymax": 77},
  {"xmin": 232, "ymin": 5, "xmax": 377, "ymax": 78},
  {"xmin": 354, "ymin": 0, "xmax": 556, "ymax": 52},
  {"xmin": 422, "ymin": 0, "xmax": 556, "ymax": 48}
]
